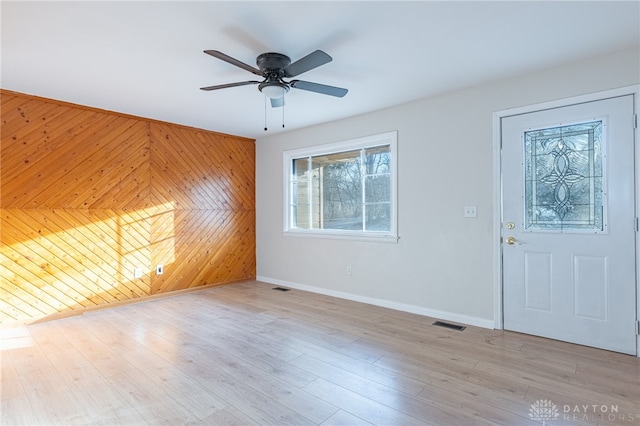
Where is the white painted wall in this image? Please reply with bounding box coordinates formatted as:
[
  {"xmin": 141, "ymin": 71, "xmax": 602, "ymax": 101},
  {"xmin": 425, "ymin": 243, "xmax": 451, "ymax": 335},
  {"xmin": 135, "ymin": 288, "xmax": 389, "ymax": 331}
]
[{"xmin": 255, "ymin": 47, "xmax": 640, "ymax": 328}]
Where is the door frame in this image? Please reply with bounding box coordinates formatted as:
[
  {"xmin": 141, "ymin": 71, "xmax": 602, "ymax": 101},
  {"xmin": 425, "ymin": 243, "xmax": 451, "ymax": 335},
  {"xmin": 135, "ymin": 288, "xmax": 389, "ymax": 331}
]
[{"xmin": 492, "ymin": 85, "xmax": 640, "ymax": 357}]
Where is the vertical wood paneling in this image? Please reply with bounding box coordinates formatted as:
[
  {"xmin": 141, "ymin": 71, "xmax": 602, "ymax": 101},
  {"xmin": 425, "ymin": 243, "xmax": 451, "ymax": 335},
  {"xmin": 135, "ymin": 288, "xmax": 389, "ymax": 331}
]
[{"xmin": 0, "ymin": 90, "xmax": 255, "ymax": 325}]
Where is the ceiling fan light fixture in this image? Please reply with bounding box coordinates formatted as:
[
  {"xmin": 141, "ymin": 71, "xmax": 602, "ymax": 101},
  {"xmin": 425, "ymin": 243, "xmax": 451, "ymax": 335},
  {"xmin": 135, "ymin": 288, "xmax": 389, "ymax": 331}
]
[{"xmin": 259, "ymin": 82, "xmax": 289, "ymax": 99}]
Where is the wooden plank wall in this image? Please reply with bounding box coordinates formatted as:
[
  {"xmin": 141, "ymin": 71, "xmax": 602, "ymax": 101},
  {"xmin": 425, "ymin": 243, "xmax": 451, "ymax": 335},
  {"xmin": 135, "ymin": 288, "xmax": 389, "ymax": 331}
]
[{"xmin": 0, "ymin": 90, "xmax": 256, "ymax": 326}]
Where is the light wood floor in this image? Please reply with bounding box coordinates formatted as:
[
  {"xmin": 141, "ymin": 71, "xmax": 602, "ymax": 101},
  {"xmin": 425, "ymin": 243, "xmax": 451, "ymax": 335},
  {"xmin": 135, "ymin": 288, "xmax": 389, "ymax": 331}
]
[{"xmin": 1, "ymin": 281, "xmax": 639, "ymax": 425}]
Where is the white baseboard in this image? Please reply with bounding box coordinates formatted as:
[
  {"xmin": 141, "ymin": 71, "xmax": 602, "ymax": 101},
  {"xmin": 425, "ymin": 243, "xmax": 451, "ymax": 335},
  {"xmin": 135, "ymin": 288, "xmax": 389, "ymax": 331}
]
[{"xmin": 256, "ymin": 276, "xmax": 495, "ymax": 330}]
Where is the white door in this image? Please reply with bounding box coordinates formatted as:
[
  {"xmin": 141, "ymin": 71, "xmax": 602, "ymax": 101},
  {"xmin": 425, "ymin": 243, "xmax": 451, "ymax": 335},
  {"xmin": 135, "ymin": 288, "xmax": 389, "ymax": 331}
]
[{"xmin": 502, "ymin": 95, "xmax": 636, "ymax": 355}]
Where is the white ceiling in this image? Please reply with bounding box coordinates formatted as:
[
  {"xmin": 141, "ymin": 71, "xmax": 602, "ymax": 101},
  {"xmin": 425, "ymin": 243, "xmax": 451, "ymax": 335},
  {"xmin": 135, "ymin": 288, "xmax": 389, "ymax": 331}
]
[{"xmin": 2, "ymin": 1, "xmax": 639, "ymax": 139}]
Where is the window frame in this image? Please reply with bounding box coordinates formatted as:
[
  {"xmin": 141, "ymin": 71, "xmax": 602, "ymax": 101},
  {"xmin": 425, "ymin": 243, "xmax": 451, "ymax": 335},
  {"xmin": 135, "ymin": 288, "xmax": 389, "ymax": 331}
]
[{"xmin": 282, "ymin": 131, "xmax": 398, "ymax": 242}]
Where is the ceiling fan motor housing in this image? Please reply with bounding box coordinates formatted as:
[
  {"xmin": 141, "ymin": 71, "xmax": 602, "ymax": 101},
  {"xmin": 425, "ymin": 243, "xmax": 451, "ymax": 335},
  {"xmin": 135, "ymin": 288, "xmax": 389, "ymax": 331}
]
[{"xmin": 256, "ymin": 53, "xmax": 291, "ymax": 74}]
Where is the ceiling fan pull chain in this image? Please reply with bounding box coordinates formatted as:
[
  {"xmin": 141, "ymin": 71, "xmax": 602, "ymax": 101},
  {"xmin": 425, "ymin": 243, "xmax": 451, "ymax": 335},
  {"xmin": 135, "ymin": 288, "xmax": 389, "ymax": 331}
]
[
  {"xmin": 282, "ymin": 88, "xmax": 285, "ymax": 128},
  {"xmin": 264, "ymin": 95, "xmax": 268, "ymax": 131}
]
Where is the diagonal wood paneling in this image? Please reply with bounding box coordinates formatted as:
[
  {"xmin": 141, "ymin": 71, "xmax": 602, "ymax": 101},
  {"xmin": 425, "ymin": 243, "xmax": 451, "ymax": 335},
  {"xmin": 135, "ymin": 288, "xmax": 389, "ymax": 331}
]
[
  {"xmin": 0, "ymin": 208, "xmax": 151, "ymax": 322},
  {"xmin": 151, "ymin": 209, "xmax": 255, "ymax": 294},
  {"xmin": 149, "ymin": 122, "xmax": 255, "ymax": 294},
  {"xmin": 150, "ymin": 123, "xmax": 255, "ymax": 211},
  {"xmin": 1, "ymin": 90, "xmax": 255, "ymax": 326},
  {"xmin": 1, "ymin": 95, "xmax": 151, "ymax": 210}
]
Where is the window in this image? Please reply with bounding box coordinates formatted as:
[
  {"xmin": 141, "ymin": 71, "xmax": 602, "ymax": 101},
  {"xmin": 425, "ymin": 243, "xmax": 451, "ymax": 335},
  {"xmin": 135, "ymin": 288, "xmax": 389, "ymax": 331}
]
[
  {"xmin": 524, "ymin": 120, "xmax": 605, "ymax": 232},
  {"xmin": 283, "ymin": 131, "xmax": 397, "ymax": 241}
]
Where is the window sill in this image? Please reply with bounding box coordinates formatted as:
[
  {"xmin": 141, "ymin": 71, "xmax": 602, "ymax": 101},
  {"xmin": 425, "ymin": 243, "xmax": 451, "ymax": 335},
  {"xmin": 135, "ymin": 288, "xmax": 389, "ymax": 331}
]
[{"xmin": 283, "ymin": 229, "xmax": 399, "ymax": 243}]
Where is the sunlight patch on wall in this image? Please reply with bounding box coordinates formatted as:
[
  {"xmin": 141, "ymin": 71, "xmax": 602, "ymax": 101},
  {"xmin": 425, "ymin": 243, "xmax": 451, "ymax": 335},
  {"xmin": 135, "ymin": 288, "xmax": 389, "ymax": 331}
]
[{"xmin": 0, "ymin": 202, "xmax": 176, "ymax": 326}]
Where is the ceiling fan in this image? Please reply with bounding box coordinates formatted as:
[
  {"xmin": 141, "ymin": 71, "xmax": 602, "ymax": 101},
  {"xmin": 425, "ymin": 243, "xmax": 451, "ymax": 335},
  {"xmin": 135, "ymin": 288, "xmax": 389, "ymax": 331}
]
[{"xmin": 200, "ymin": 49, "xmax": 348, "ymax": 107}]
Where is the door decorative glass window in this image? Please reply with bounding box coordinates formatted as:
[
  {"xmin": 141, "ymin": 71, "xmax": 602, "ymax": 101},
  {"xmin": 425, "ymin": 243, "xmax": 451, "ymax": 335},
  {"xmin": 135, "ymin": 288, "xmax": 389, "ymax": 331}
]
[{"xmin": 524, "ymin": 120, "xmax": 605, "ymax": 232}]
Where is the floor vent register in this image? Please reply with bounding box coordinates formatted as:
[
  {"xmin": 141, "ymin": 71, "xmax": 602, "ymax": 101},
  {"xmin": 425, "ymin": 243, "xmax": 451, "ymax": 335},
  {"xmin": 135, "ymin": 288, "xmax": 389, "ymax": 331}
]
[{"xmin": 432, "ymin": 321, "xmax": 466, "ymax": 331}]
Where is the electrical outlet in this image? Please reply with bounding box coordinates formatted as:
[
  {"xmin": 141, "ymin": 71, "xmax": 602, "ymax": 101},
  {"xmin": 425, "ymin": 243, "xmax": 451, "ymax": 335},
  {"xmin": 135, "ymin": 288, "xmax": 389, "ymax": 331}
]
[
  {"xmin": 156, "ymin": 265, "xmax": 164, "ymax": 275},
  {"xmin": 464, "ymin": 206, "xmax": 477, "ymax": 218},
  {"xmin": 134, "ymin": 268, "xmax": 143, "ymax": 279},
  {"xmin": 346, "ymin": 265, "xmax": 352, "ymax": 275}
]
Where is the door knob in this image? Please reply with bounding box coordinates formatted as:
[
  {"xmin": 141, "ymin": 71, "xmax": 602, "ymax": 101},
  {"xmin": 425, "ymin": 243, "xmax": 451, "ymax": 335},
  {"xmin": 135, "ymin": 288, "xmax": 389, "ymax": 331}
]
[{"xmin": 506, "ymin": 236, "xmax": 517, "ymax": 245}]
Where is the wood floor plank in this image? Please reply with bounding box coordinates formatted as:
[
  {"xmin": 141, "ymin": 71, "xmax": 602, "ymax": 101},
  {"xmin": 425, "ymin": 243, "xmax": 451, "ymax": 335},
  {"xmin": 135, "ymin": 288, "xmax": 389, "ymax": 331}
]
[
  {"xmin": 16, "ymin": 366, "xmax": 92, "ymax": 424},
  {"xmin": 45, "ymin": 347, "xmax": 135, "ymax": 419},
  {"xmin": 197, "ymin": 406, "xmax": 262, "ymax": 426},
  {"xmin": 26, "ymin": 321, "xmax": 74, "ymax": 354},
  {"xmin": 1, "ymin": 280, "xmax": 638, "ymax": 425},
  {"xmin": 0, "ymin": 351, "xmax": 22, "ymax": 401},
  {"xmin": 291, "ymin": 354, "xmax": 479, "ymax": 425},
  {"xmin": 119, "ymin": 347, "xmax": 228, "ymax": 419},
  {"xmin": 291, "ymin": 351, "xmax": 428, "ymax": 396},
  {"xmin": 320, "ymin": 409, "xmax": 373, "ymax": 426},
  {"xmin": 303, "ymin": 378, "xmax": 427, "ymax": 425},
  {"xmin": 1, "ymin": 395, "xmax": 41, "ymax": 425}
]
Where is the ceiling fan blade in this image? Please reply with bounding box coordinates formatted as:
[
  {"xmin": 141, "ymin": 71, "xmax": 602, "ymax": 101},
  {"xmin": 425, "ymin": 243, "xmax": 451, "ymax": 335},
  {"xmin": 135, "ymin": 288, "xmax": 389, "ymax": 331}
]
[
  {"xmin": 204, "ymin": 50, "xmax": 262, "ymax": 76},
  {"xmin": 290, "ymin": 80, "xmax": 348, "ymax": 97},
  {"xmin": 200, "ymin": 81, "xmax": 260, "ymax": 91},
  {"xmin": 283, "ymin": 50, "xmax": 332, "ymax": 78},
  {"xmin": 270, "ymin": 97, "xmax": 285, "ymax": 108}
]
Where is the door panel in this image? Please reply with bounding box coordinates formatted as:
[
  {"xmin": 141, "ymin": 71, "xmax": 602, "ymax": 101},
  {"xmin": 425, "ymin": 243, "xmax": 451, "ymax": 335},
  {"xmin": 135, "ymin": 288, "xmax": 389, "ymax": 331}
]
[
  {"xmin": 524, "ymin": 252, "xmax": 552, "ymax": 312},
  {"xmin": 573, "ymin": 255, "xmax": 608, "ymax": 321},
  {"xmin": 502, "ymin": 95, "xmax": 636, "ymax": 355}
]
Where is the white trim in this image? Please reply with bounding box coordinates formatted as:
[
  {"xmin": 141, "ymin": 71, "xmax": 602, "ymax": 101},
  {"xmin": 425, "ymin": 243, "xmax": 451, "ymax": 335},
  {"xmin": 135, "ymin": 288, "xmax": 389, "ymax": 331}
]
[
  {"xmin": 257, "ymin": 275, "xmax": 495, "ymax": 330},
  {"xmin": 492, "ymin": 112, "xmax": 503, "ymax": 330},
  {"xmin": 492, "ymin": 85, "xmax": 640, "ymax": 357},
  {"xmin": 283, "ymin": 131, "xmax": 397, "ymax": 159},
  {"xmin": 635, "ymin": 87, "xmax": 640, "ymax": 358},
  {"xmin": 494, "ymin": 86, "xmax": 639, "ymax": 118},
  {"xmin": 283, "ymin": 229, "xmax": 399, "ymax": 243}
]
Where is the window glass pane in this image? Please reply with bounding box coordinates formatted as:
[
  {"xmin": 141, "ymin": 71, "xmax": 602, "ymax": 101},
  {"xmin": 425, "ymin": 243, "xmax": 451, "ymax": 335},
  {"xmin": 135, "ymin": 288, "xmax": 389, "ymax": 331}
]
[
  {"xmin": 317, "ymin": 150, "xmax": 362, "ymax": 230},
  {"xmin": 365, "ymin": 175, "xmax": 390, "ymax": 203},
  {"xmin": 364, "ymin": 146, "xmax": 391, "ymax": 174},
  {"xmin": 294, "ymin": 204, "xmax": 310, "ymax": 229},
  {"xmin": 292, "ymin": 181, "xmax": 310, "ymax": 228},
  {"xmin": 524, "ymin": 121, "xmax": 604, "ymax": 232},
  {"xmin": 310, "ymin": 166, "xmax": 321, "ymax": 229},
  {"xmin": 365, "ymin": 203, "xmax": 391, "ymax": 231},
  {"xmin": 290, "ymin": 204, "xmax": 299, "ymax": 227},
  {"xmin": 292, "ymin": 158, "xmax": 309, "ymax": 181}
]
